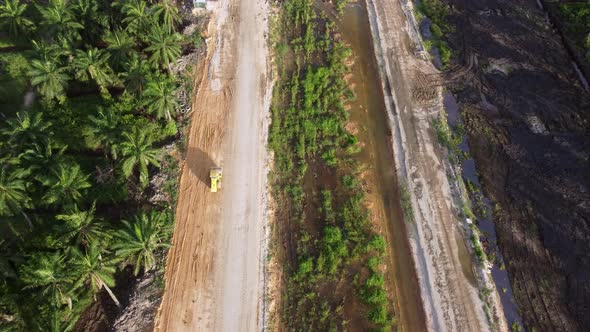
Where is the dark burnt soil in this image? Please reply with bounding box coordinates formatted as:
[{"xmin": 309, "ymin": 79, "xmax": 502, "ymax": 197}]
[
  {"xmin": 74, "ymin": 268, "xmax": 135, "ymax": 332},
  {"xmin": 443, "ymin": 0, "xmax": 590, "ymax": 330},
  {"xmin": 73, "ymin": 267, "xmax": 162, "ymax": 332}
]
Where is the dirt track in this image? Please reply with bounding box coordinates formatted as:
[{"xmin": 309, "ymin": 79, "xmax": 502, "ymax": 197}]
[
  {"xmin": 365, "ymin": 0, "xmax": 507, "ymax": 330},
  {"xmin": 154, "ymin": 0, "xmax": 271, "ymax": 330}
]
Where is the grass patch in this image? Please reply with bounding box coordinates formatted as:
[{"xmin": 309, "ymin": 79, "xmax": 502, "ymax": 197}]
[
  {"xmin": 558, "ymin": 3, "xmax": 590, "ymax": 60},
  {"xmin": 416, "ymin": 0, "xmax": 453, "ymax": 68},
  {"xmin": 432, "ymin": 111, "xmax": 465, "ymax": 164},
  {"xmin": 470, "ymin": 225, "xmax": 487, "ymax": 264},
  {"xmin": 400, "ymin": 184, "xmax": 414, "ymax": 222}
]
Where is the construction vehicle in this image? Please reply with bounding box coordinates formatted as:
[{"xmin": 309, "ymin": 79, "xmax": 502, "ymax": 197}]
[{"xmin": 209, "ymin": 167, "xmax": 222, "ymax": 192}]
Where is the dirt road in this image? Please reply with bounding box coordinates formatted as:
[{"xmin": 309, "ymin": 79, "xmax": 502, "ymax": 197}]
[
  {"xmin": 154, "ymin": 0, "xmax": 271, "ymax": 330},
  {"xmin": 364, "ymin": 0, "xmax": 506, "ymax": 330}
]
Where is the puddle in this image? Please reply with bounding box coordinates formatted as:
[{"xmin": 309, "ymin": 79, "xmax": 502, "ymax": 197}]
[
  {"xmin": 443, "ymin": 92, "xmax": 525, "ymax": 328},
  {"xmin": 336, "ymin": 3, "xmax": 427, "ymax": 331},
  {"xmin": 455, "ymin": 229, "xmax": 477, "ymax": 286}
]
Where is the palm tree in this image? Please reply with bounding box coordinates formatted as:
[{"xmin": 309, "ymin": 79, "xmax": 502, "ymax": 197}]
[
  {"xmin": 39, "ymin": 163, "xmax": 91, "ymax": 207},
  {"xmin": 121, "ymin": 53, "xmax": 151, "ymax": 95},
  {"xmin": 31, "ymin": 40, "xmax": 71, "ymax": 63},
  {"xmin": 0, "ymin": 167, "xmax": 31, "ymax": 219},
  {"xmin": 121, "ymin": 0, "xmax": 150, "ymax": 35},
  {"xmin": 55, "ymin": 203, "xmax": 111, "ymax": 249},
  {"xmin": 31, "ymin": 306, "xmax": 78, "ymax": 332},
  {"xmin": 88, "ymin": 107, "xmax": 122, "ymax": 159},
  {"xmin": 0, "ymin": 0, "xmax": 35, "ymax": 38},
  {"xmin": 151, "ymin": 0, "xmax": 180, "ymax": 33},
  {"xmin": 104, "ymin": 29, "xmax": 135, "ymax": 68},
  {"xmin": 19, "ymin": 252, "xmax": 77, "ymax": 309},
  {"xmin": 113, "ymin": 211, "xmax": 171, "ymax": 275},
  {"xmin": 28, "ymin": 59, "xmax": 70, "ymax": 102},
  {"xmin": 142, "ymin": 75, "xmax": 178, "ymax": 121},
  {"xmin": 37, "ymin": 0, "xmax": 84, "ymax": 43},
  {"xmin": 70, "ymin": 245, "xmax": 120, "ymax": 307},
  {"xmin": 0, "ymin": 240, "xmax": 20, "ymax": 280},
  {"xmin": 117, "ymin": 127, "xmax": 160, "ymax": 187},
  {"xmin": 2, "ymin": 111, "xmax": 52, "ymax": 152},
  {"xmin": 20, "ymin": 138, "xmax": 67, "ymax": 173},
  {"xmin": 71, "ymin": 48, "xmax": 116, "ymax": 95},
  {"xmin": 72, "ymin": 0, "xmax": 108, "ymax": 44},
  {"xmin": 144, "ymin": 25, "xmax": 182, "ymax": 71}
]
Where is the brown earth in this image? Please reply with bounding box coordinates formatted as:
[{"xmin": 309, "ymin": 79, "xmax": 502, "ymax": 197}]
[
  {"xmin": 338, "ymin": 4, "xmax": 427, "ymax": 330},
  {"xmin": 443, "ymin": 0, "xmax": 590, "ymax": 330}
]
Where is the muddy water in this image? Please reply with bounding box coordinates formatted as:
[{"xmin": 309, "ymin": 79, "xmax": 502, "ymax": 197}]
[
  {"xmin": 443, "ymin": 92, "xmax": 525, "ymax": 329},
  {"xmin": 337, "ymin": 3, "xmax": 427, "ymax": 331}
]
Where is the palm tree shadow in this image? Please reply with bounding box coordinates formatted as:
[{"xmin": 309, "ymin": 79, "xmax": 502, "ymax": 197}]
[{"xmin": 186, "ymin": 147, "xmax": 217, "ymax": 188}]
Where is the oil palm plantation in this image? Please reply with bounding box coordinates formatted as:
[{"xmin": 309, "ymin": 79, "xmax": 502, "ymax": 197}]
[
  {"xmin": 144, "ymin": 25, "xmax": 182, "ymax": 71},
  {"xmin": 113, "ymin": 211, "xmax": 170, "ymax": 275},
  {"xmin": 117, "ymin": 127, "xmax": 160, "ymax": 187},
  {"xmin": 0, "ymin": 0, "xmax": 35, "ymax": 38},
  {"xmin": 70, "ymin": 245, "xmax": 120, "ymax": 307},
  {"xmin": 71, "ymin": 48, "xmax": 116, "ymax": 95},
  {"xmin": 142, "ymin": 75, "xmax": 178, "ymax": 121},
  {"xmin": 39, "ymin": 163, "xmax": 91, "ymax": 207},
  {"xmin": 28, "ymin": 59, "xmax": 70, "ymax": 102}
]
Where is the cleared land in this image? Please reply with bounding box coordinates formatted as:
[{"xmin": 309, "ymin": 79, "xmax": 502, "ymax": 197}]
[{"xmin": 154, "ymin": 0, "xmax": 271, "ymax": 330}]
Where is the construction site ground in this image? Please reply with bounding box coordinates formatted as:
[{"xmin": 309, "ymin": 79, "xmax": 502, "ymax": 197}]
[
  {"xmin": 153, "ymin": 0, "xmax": 507, "ymax": 330},
  {"xmin": 154, "ymin": 0, "xmax": 272, "ymax": 329}
]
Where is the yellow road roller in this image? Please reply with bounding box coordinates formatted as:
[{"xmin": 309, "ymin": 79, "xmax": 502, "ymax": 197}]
[{"xmin": 209, "ymin": 167, "xmax": 222, "ymax": 192}]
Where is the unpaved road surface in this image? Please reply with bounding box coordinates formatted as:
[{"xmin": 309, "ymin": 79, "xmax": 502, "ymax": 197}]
[
  {"xmin": 365, "ymin": 0, "xmax": 505, "ymax": 330},
  {"xmin": 154, "ymin": 0, "xmax": 271, "ymax": 330}
]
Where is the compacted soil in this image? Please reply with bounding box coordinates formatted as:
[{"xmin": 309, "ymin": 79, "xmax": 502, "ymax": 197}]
[
  {"xmin": 154, "ymin": 0, "xmax": 272, "ymax": 329},
  {"xmin": 444, "ymin": 0, "xmax": 590, "ymax": 330}
]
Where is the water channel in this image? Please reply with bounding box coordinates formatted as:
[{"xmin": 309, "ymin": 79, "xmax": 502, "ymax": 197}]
[
  {"xmin": 336, "ymin": 3, "xmax": 427, "ymax": 330},
  {"xmin": 444, "ymin": 92, "xmax": 525, "ymax": 329}
]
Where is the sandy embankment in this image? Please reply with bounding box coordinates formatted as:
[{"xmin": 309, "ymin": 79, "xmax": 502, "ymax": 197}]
[{"xmin": 363, "ymin": 0, "xmax": 508, "ymax": 330}]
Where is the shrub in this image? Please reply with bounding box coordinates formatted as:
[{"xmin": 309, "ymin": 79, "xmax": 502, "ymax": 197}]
[
  {"xmin": 367, "ymin": 235, "xmax": 386, "ymax": 254},
  {"xmin": 367, "ymin": 305, "xmax": 389, "ymax": 325}
]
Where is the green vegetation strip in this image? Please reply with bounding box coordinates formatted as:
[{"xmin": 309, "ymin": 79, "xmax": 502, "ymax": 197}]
[
  {"xmin": 0, "ymin": 0, "xmax": 200, "ymax": 330},
  {"xmin": 557, "ymin": 2, "xmax": 590, "ymax": 60},
  {"xmin": 416, "ymin": 0, "xmax": 452, "ymax": 67},
  {"xmin": 270, "ymin": 0, "xmax": 394, "ymax": 330}
]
